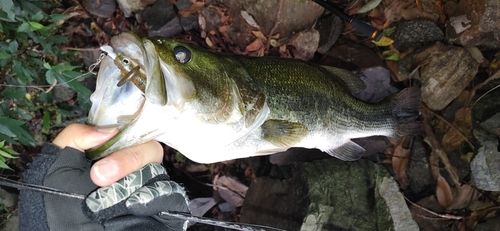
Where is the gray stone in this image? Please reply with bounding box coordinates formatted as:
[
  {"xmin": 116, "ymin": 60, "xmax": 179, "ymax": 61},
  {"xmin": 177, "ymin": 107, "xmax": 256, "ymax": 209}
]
[
  {"xmin": 176, "ymin": 0, "xmax": 199, "ymax": 31},
  {"xmin": 141, "ymin": 0, "xmax": 182, "ymax": 37},
  {"xmin": 52, "ymin": 85, "xmax": 76, "ymax": 102},
  {"xmin": 82, "ymin": 0, "xmax": 116, "ymax": 18},
  {"xmin": 471, "ymin": 130, "xmax": 500, "ymax": 191},
  {"xmin": 3, "ymin": 214, "xmax": 18, "ymax": 231},
  {"xmin": 289, "ymin": 29, "xmax": 319, "ymax": 61},
  {"xmin": 398, "ymin": 42, "xmax": 479, "ymax": 110},
  {"xmin": 407, "ymin": 137, "xmax": 433, "ymax": 195},
  {"xmin": 116, "ymin": 0, "xmax": 157, "ymax": 18},
  {"xmin": 446, "ymin": 0, "xmax": 500, "ymax": 48},
  {"xmin": 241, "ymin": 158, "xmax": 417, "ymax": 231},
  {"xmin": 320, "ymin": 41, "xmax": 383, "ymax": 69},
  {"xmin": 354, "ymin": 66, "xmax": 399, "ymax": 102},
  {"xmin": 475, "ymin": 216, "xmax": 500, "ymax": 231},
  {"xmin": 0, "ymin": 188, "xmax": 18, "ymax": 208},
  {"xmin": 393, "ymin": 20, "xmax": 444, "ymax": 52},
  {"xmin": 315, "ymin": 15, "xmax": 342, "ymax": 54}
]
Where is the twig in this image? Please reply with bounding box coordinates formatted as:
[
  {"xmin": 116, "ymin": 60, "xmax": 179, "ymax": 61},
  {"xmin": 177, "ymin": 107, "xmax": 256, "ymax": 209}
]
[
  {"xmin": 422, "ymin": 107, "xmax": 461, "ymax": 188},
  {"xmin": 266, "ymin": 0, "xmax": 284, "ymax": 51},
  {"xmin": 404, "ymin": 196, "xmax": 463, "ymax": 220},
  {"xmin": 421, "ymin": 105, "xmax": 474, "ymax": 150},
  {"xmin": 469, "ymin": 69, "xmax": 500, "ymax": 107}
]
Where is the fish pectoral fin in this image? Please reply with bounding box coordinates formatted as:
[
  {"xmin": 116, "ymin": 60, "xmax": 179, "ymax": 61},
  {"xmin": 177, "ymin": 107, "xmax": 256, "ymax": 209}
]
[
  {"xmin": 261, "ymin": 120, "xmax": 308, "ymax": 147},
  {"xmin": 324, "ymin": 141, "xmax": 365, "ymax": 161}
]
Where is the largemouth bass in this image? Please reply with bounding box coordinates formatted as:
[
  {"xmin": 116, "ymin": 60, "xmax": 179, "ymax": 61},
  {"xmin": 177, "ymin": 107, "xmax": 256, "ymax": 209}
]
[{"xmin": 87, "ymin": 32, "xmax": 420, "ymax": 163}]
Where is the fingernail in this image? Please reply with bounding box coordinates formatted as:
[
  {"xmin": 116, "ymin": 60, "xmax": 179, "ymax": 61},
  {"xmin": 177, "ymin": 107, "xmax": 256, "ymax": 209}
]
[
  {"xmin": 96, "ymin": 125, "xmax": 119, "ymax": 133},
  {"xmin": 93, "ymin": 161, "xmax": 118, "ymax": 182}
]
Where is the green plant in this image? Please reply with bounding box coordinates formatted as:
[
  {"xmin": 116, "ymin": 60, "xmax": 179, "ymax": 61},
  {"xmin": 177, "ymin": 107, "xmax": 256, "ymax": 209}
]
[
  {"xmin": 0, "ymin": 140, "xmax": 17, "ymax": 170},
  {"xmin": 0, "ymin": 1, "xmax": 92, "ymax": 149}
]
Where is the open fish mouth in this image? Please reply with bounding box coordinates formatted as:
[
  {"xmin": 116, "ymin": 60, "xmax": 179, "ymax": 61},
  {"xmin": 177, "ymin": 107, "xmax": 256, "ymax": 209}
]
[{"xmin": 87, "ymin": 33, "xmax": 164, "ymax": 130}]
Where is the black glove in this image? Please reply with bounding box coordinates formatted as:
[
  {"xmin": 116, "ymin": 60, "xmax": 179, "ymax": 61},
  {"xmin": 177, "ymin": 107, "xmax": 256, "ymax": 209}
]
[{"xmin": 19, "ymin": 143, "xmax": 190, "ymax": 231}]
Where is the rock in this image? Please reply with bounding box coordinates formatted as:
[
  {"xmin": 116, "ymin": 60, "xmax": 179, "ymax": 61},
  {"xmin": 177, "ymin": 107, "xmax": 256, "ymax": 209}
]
[
  {"xmin": 315, "ymin": 15, "xmax": 342, "ymax": 54},
  {"xmin": 392, "ymin": 20, "xmax": 444, "ymax": 52},
  {"xmin": 446, "ymin": 0, "xmax": 500, "ymax": 48},
  {"xmin": 354, "ymin": 66, "xmax": 399, "ymax": 102},
  {"xmin": 289, "ymin": 29, "xmax": 319, "ymax": 61},
  {"xmin": 407, "ymin": 137, "xmax": 433, "ymax": 195},
  {"xmin": 475, "ymin": 216, "xmax": 500, "ymax": 231},
  {"xmin": 116, "ymin": 0, "xmax": 157, "ymax": 18},
  {"xmin": 470, "ymin": 112, "xmax": 500, "ymax": 191},
  {"xmin": 140, "ymin": 0, "xmax": 182, "ymax": 37},
  {"xmin": 0, "ymin": 188, "xmax": 17, "ymax": 208},
  {"xmin": 207, "ymin": 0, "xmax": 323, "ymax": 50},
  {"xmin": 318, "ymin": 41, "xmax": 383, "ymax": 70},
  {"xmin": 52, "ymin": 85, "xmax": 76, "ymax": 102},
  {"xmin": 3, "ymin": 214, "xmax": 18, "ymax": 231},
  {"xmin": 240, "ymin": 158, "xmax": 418, "ymax": 231},
  {"xmin": 398, "ymin": 42, "xmax": 479, "ymax": 110},
  {"xmin": 176, "ymin": 0, "xmax": 199, "ymax": 31},
  {"xmin": 82, "ymin": 0, "xmax": 116, "ymax": 18}
]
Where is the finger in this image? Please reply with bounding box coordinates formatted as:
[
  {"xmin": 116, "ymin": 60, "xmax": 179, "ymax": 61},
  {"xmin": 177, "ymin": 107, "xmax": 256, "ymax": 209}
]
[
  {"xmin": 90, "ymin": 140, "xmax": 163, "ymax": 186},
  {"xmin": 52, "ymin": 123, "xmax": 118, "ymax": 152}
]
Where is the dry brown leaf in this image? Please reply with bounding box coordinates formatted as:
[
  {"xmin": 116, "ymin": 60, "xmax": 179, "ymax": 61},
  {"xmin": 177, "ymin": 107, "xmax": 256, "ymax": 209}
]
[
  {"xmin": 251, "ymin": 30, "xmax": 267, "ymax": 41},
  {"xmin": 442, "ymin": 107, "xmax": 472, "ymax": 152},
  {"xmin": 245, "ymin": 39, "xmax": 263, "ymax": 52},
  {"xmin": 392, "ymin": 138, "xmax": 410, "ymax": 187},
  {"xmin": 436, "ymin": 175, "xmax": 453, "ymax": 209},
  {"xmin": 241, "ymin": 11, "xmax": 260, "ymax": 29},
  {"xmin": 383, "ymin": 0, "xmax": 437, "ymax": 25},
  {"xmin": 215, "ymin": 176, "xmax": 248, "ymax": 207},
  {"xmin": 179, "ymin": 1, "xmax": 205, "ymax": 17},
  {"xmin": 205, "ymin": 36, "xmax": 214, "ymax": 48},
  {"xmin": 448, "ymin": 184, "xmax": 480, "ymax": 210}
]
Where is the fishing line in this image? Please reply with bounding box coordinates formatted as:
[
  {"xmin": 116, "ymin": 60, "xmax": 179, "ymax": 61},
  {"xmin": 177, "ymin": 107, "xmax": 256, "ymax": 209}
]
[{"xmin": 0, "ymin": 177, "xmax": 285, "ymax": 231}]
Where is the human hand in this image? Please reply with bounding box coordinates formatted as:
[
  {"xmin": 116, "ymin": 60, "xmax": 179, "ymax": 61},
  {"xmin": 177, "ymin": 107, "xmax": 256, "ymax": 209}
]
[{"xmin": 52, "ymin": 123, "xmax": 163, "ymax": 186}]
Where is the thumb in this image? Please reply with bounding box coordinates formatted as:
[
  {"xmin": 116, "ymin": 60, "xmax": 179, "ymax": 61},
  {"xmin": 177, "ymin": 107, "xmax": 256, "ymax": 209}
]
[{"xmin": 52, "ymin": 123, "xmax": 119, "ymax": 152}]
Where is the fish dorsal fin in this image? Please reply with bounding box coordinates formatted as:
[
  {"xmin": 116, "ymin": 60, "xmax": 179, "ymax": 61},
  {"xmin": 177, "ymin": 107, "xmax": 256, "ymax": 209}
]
[
  {"xmin": 261, "ymin": 120, "xmax": 308, "ymax": 147},
  {"xmin": 321, "ymin": 66, "xmax": 366, "ymax": 94},
  {"xmin": 324, "ymin": 141, "xmax": 365, "ymax": 161},
  {"xmin": 143, "ymin": 39, "xmax": 168, "ymax": 106}
]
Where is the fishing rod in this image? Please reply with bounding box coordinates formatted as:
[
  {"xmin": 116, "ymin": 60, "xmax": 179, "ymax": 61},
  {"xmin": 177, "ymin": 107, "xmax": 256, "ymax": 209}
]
[
  {"xmin": 0, "ymin": 177, "xmax": 285, "ymax": 231},
  {"xmin": 312, "ymin": 0, "xmax": 383, "ymax": 41}
]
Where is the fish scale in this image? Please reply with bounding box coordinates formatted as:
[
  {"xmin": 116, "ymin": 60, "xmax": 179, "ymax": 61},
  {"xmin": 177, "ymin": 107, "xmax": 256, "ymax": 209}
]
[{"xmin": 87, "ymin": 32, "xmax": 421, "ymax": 163}]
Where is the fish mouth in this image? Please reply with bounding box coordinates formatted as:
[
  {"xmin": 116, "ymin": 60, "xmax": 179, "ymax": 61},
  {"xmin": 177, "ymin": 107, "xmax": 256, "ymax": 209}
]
[{"xmin": 87, "ymin": 33, "xmax": 150, "ymax": 131}]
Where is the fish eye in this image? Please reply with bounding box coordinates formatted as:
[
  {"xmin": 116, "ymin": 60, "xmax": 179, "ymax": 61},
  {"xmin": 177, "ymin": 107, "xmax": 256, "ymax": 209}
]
[
  {"xmin": 122, "ymin": 59, "xmax": 129, "ymax": 64},
  {"xmin": 173, "ymin": 46, "xmax": 191, "ymax": 64}
]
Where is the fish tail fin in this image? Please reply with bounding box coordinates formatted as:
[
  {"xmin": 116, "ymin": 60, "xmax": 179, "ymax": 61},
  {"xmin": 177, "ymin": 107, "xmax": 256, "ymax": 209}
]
[{"xmin": 391, "ymin": 86, "xmax": 422, "ymax": 137}]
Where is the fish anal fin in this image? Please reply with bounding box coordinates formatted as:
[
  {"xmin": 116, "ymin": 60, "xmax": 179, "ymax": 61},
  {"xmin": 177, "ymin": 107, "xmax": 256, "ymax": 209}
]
[
  {"xmin": 261, "ymin": 120, "xmax": 308, "ymax": 147},
  {"xmin": 324, "ymin": 141, "xmax": 365, "ymax": 161}
]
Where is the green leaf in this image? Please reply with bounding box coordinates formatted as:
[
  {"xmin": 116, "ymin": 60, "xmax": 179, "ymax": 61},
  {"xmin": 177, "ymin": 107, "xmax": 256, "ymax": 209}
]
[
  {"xmin": 8, "ymin": 40, "xmax": 17, "ymax": 54},
  {"xmin": 0, "ymin": 124, "xmax": 16, "ymax": 137},
  {"xmin": 0, "ymin": 149, "xmax": 17, "ymax": 158},
  {"xmin": 40, "ymin": 92, "xmax": 53, "ymax": 103},
  {"xmin": 382, "ymin": 50, "xmax": 400, "ymax": 61},
  {"xmin": 0, "ymin": 52, "xmax": 11, "ymax": 59},
  {"xmin": 0, "ymin": 140, "xmax": 4, "ymax": 148},
  {"xmin": 55, "ymin": 111, "xmax": 62, "ymax": 125},
  {"xmin": 1, "ymin": 146, "xmax": 18, "ymax": 155},
  {"xmin": 52, "ymin": 63, "xmax": 78, "ymax": 72},
  {"xmin": 49, "ymin": 14, "xmax": 65, "ymax": 23},
  {"xmin": 42, "ymin": 111, "xmax": 50, "ymax": 132},
  {"xmin": 43, "ymin": 61, "xmax": 52, "ymax": 69},
  {"xmin": 17, "ymin": 22, "xmax": 30, "ymax": 32},
  {"xmin": 2, "ymin": 87, "xmax": 26, "ymax": 99},
  {"xmin": 29, "ymin": 21, "xmax": 45, "ymax": 30},
  {"xmin": 45, "ymin": 69, "xmax": 57, "ymax": 84},
  {"xmin": 0, "ymin": 117, "xmax": 35, "ymax": 146},
  {"xmin": 31, "ymin": 11, "xmax": 44, "ymax": 22},
  {"xmin": 0, "ymin": 0, "xmax": 16, "ymax": 22},
  {"xmin": 0, "ymin": 160, "xmax": 12, "ymax": 170}
]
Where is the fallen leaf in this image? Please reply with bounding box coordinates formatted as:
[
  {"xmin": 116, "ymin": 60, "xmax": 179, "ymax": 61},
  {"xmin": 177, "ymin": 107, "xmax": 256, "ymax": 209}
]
[
  {"xmin": 447, "ymin": 184, "xmax": 480, "ymax": 210},
  {"xmin": 465, "ymin": 46, "xmax": 485, "ymax": 64},
  {"xmin": 357, "ymin": 0, "xmax": 382, "ymax": 13},
  {"xmin": 373, "ymin": 36, "xmax": 394, "ymax": 46},
  {"xmin": 205, "ymin": 36, "xmax": 214, "ymax": 48},
  {"xmin": 384, "ymin": 0, "xmax": 437, "ymax": 25},
  {"xmin": 241, "ymin": 11, "xmax": 260, "ymax": 29},
  {"xmin": 215, "ymin": 176, "xmax": 248, "ymax": 207},
  {"xmin": 442, "ymin": 107, "xmax": 472, "ymax": 152},
  {"xmin": 392, "ymin": 138, "xmax": 410, "ymax": 188},
  {"xmin": 251, "ymin": 30, "xmax": 266, "ymax": 41},
  {"xmin": 383, "ymin": 49, "xmax": 400, "ymax": 61},
  {"xmin": 436, "ymin": 175, "xmax": 453, "ymax": 209},
  {"xmin": 179, "ymin": 1, "xmax": 205, "ymax": 17},
  {"xmin": 245, "ymin": 39, "xmax": 263, "ymax": 52}
]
